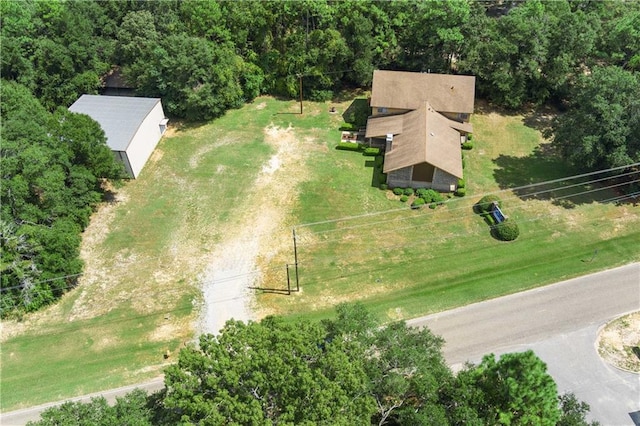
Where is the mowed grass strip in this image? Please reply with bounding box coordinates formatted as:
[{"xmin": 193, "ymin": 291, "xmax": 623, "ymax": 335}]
[
  {"xmin": 257, "ymin": 104, "xmax": 640, "ymax": 322},
  {"xmin": 1, "ymin": 97, "xmax": 638, "ymax": 411},
  {"xmin": 0, "ymin": 97, "xmax": 289, "ymax": 411}
]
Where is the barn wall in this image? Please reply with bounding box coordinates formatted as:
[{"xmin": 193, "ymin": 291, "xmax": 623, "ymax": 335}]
[{"xmin": 126, "ymin": 102, "xmax": 166, "ymax": 178}]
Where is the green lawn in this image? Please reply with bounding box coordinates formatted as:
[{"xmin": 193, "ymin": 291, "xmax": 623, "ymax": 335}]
[{"xmin": 1, "ymin": 96, "xmax": 638, "ymax": 411}]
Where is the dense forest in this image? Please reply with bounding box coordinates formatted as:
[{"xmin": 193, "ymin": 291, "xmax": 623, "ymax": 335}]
[
  {"xmin": 30, "ymin": 304, "xmax": 598, "ymax": 426},
  {"xmin": 1, "ymin": 0, "xmax": 639, "ymax": 314}
]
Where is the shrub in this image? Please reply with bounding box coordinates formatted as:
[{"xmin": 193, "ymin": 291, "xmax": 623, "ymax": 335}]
[
  {"xmin": 493, "ymin": 219, "xmax": 520, "ymax": 241},
  {"xmin": 380, "ymin": 183, "xmax": 388, "ymax": 190},
  {"xmin": 363, "ymin": 147, "xmax": 381, "ymax": 156},
  {"xmin": 457, "ymin": 178, "xmax": 466, "ymax": 189},
  {"xmin": 404, "ymin": 188, "xmax": 414, "ymax": 196},
  {"xmin": 462, "ymin": 142, "xmax": 474, "ymax": 150},
  {"xmin": 429, "ymin": 203, "xmax": 437, "ymax": 209},
  {"xmin": 339, "ymin": 123, "xmax": 357, "ymax": 131},
  {"xmin": 374, "ymin": 156, "xmax": 384, "ymax": 166},
  {"xmin": 467, "ymin": 133, "xmax": 473, "ymax": 141},
  {"xmin": 393, "ymin": 187, "xmax": 404, "ymax": 196},
  {"xmin": 336, "ymin": 142, "xmax": 361, "ymax": 151},
  {"xmin": 411, "ymin": 197, "xmax": 425, "ymax": 209},
  {"xmin": 477, "ymin": 195, "xmax": 502, "ymax": 214},
  {"xmin": 400, "ymin": 195, "xmax": 408, "ymax": 202},
  {"xmin": 419, "ymin": 189, "xmax": 445, "ymax": 204},
  {"xmin": 455, "ymin": 188, "xmax": 466, "ymax": 197}
]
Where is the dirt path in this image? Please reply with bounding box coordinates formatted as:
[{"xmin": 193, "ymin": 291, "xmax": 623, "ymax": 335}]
[{"xmin": 198, "ymin": 124, "xmax": 308, "ymax": 335}]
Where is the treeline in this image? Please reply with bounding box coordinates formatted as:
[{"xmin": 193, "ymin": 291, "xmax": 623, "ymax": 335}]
[
  {"xmin": 1, "ymin": 0, "xmax": 639, "ymax": 315},
  {"xmin": 0, "ymin": 82, "xmax": 125, "ymax": 316},
  {"xmin": 30, "ymin": 305, "xmax": 598, "ymax": 426},
  {"xmin": 2, "ymin": 0, "xmax": 639, "ymax": 119}
]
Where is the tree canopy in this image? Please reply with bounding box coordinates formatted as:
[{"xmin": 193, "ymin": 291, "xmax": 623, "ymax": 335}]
[
  {"xmin": 29, "ymin": 304, "xmax": 598, "ymax": 425},
  {"xmin": 548, "ymin": 66, "xmax": 640, "ymax": 171},
  {"xmin": 0, "ymin": 81, "xmax": 124, "ymax": 316}
]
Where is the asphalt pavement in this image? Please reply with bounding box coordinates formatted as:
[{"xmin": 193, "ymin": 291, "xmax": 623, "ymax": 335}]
[
  {"xmin": 3, "ymin": 263, "xmax": 639, "ymax": 425},
  {"xmin": 408, "ymin": 262, "xmax": 640, "ymax": 425}
]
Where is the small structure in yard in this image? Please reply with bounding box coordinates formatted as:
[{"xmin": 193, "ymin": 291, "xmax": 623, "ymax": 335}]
[
  {"xmin": 69, "ymin": 95, "xmax": 168, "ymax": 178},
  {"xmin": 490, "ymin": 201, "xmax": 507, "ymax": 223},
  {"xmin": 365, "ymin": 70, "xmax": 475, "ymax": 191}
]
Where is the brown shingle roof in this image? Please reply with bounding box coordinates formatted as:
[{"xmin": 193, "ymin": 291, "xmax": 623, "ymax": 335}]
[
  {"xmin": 381, "ymin": 103, "xmax": 463, "ymax": 179},
  {"xmin": 365, "ymin": 114, "xmax": 404, "ymax": 138},
  {"xmin": 370, "ymin": 70, "xmax": 475, "ymax": 114}
]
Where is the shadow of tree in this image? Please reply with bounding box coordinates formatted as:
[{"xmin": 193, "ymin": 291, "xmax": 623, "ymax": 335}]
[
  {"xmin": 342, "ymin": 98, "xmax": 370, "ymax": 128},
  {"xmin": 492, "ymin": 145, "xmax": 624, "ymax": 208}
]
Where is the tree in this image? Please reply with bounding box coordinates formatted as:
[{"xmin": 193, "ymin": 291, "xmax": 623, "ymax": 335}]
[
  {"xmin": 557, "ymin": 393, "xmax": 600, "ymax": 426},
  {"xmin": 28, "ymin": 389, "xmax": 152, "ymax": 426},
  {"xmin": 124, "ymin": 34, "xmax": 258, "ymax": 120},
  {"xmin": 548, "ymin": 66, "xmax": 640, "ymax": 171},
  {"xmin": 456, "ymin": 350, "xmax": 562, "ymax": 425},
  {"xmin": 30, "ymin": 305, "xmax": 595, "ymax": 424},
  {"xmin": 0, "ymin": 81, "xmax": 123, "ymax": 316},
  {"xmin": 162, "ymin": 315, "xmax": 375, "ymax": 424}
]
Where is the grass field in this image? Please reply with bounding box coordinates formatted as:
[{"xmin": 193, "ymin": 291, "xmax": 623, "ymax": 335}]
[{"xmin": 1, "ymin": 96, "xmax": 638, "ymax": 411}]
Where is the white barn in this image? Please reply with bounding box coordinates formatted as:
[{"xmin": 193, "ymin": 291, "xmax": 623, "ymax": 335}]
[{"xmin": 69, "ymin": 95, "xmax": 168, "ymax": 178}]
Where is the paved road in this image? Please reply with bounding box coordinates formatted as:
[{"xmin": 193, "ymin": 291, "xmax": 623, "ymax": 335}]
[
  {"xmin": 3, "ymin": 263, "xmax": 639, "ymax": 425},
  {"xmin": 408, "ymin": 262, "xmax": 640, "ymax": 425},
  {"xmin": 0, "ymin": 378, "xmax": 165, "ymax": 425}
]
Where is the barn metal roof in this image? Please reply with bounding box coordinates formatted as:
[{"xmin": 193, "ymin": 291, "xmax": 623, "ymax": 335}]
[{"xmin": 68, "ymin": 95, "xmax": 161, "ymax": 151}]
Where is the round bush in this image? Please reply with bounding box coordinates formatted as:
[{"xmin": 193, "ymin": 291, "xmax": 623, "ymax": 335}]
[
  {"xmin": 403, "ymin": 188, "xmax": 414, "ymax": 196},
  {"xmin": 494, "ymin": 220, "xmax": 520, "ymax": 241},
  {"xmin": 411, "ymin": 198, "xmax": 425, "ymax": 209},
  {"xmin": 380, "ymin": 183, "xmax": 388, "ymax": 190},
  {"xmin": 462, "ymin": 142, "xmax": 474, "ymax": 150},
  {"xmin": 477, "ymin": 195, "xmax": 502, "ymax": 213},
  {"xmin": 393, "ymin": 187, "xmax": 404, "ymax": 196},
  {"xmin": 455, "ymin": 188, "xmax": 466, "ymax": 197},
  {"xmin": 400, "ymin": 195, "xmax": 409, "ymax": 202},
  {"xmin": 457, "ymin": 178, "xmax": 466, "ymax": 189}
]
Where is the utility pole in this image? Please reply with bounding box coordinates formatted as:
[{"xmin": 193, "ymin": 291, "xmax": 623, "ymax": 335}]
[
  {"xmin": 297, "ymin": 73, "xmax": 303, "ymax": 114},
  {"xmin": 292, "ymin": 228, "xmax": 300, "ymax": 291}
]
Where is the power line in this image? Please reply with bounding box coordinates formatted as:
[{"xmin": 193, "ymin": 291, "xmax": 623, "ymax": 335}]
[
  {"xmin": 296, "ymin": 170, "xmax": 639, "ymax": 241},
  {"xmin": 295, "ymin": 162, "xmax": 640, "ymax": 229},
  {"xmin": 294, "ymin": 177, "xmax": 640, "ymax": 248}
]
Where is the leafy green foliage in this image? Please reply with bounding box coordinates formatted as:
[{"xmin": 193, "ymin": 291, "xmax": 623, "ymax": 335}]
[
  {"xmin": 30, "ymin": 305, "xmax": 592, "ymax": 425},
  {"xmin": 548, "ymin": 66, "xmax": 640, "ymax": 171},
  {"xmin": 411, "ymin": 197, "xmax": 426, "ymax": 208},
  {"xmin": 477, "ymin": 195, "xmax": 502, "ymax": 214},
  {"xmin": 456, "ymin": 350, "xmax": 562, "ymax": 425},
  {"xmin": 28, "ymin": 389, "xmax": 153, "ymax": 426},
  {"xmin": 0, "ymin": 81, "xmax": 123, "ymax": 316},
  {"xmin": 462, "ymin": 142, "xmax": 474, "ymax": 150},
  {"xmin": 493, "ymin": 219, "xmax": 520, "ymax": 241}
]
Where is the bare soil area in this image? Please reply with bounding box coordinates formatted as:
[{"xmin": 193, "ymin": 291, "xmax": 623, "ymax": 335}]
[
  {"xmin": 198, "ymin": 123, "xmax": 311, "ymax": 334},
  {"xmin": 597, "ymin": 311, "xmax": 640, "ymax": 373}
]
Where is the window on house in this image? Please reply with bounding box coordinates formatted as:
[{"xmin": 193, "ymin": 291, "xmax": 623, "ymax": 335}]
[{"xmin": 377, "ymin": 107, "xmax": 388, "ymax": 114}]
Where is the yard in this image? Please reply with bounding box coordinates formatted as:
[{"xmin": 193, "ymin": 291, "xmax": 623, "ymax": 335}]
[{"xmin": 1, "ymin": 96, "xmax": 639, "ymax": 411}]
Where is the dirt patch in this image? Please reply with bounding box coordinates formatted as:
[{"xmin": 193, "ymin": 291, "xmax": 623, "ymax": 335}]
[
  {"xmin": 198, "ymin": 123, "xmax": 311, "ymax": 334},
  {"xmin": 597, "ymin": 311, "xmax": 640, "ymax": 373}
]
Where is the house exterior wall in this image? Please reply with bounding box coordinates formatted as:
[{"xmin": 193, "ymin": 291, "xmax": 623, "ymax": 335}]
[
  {"xmin": 387, "ymin": 167, "xmax": 413, "ymax": 188},
  {"xmin": 439, "ymin": 111, "xmax": 471, "ymax": 123},
  {"xmin": 125, "ymin": 102, "xmax": 166, "ymax": 178},
  {"xmin": 432, "ymin": 168, "xmax": 458, "ymax": 192},
  {"xmin": 387, "ymin": 165, "xmax": 458, "ymax": 191},
  {"xmin": 371, "ymin": 107, "xmax": 410, "ymax": 117}
]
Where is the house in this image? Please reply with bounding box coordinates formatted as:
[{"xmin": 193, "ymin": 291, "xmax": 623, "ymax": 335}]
[
  {"xmin": 69, "ymin": 95, "xmax": 168, "ymax": 178},
  {"xmin": 365, "ymin": 70, "xmax": 475, "ymax": 191}
]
